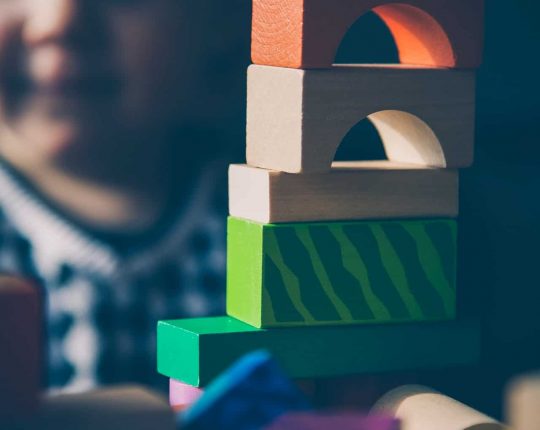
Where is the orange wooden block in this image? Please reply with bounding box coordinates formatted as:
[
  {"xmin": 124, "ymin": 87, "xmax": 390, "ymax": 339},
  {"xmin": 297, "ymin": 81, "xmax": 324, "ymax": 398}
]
[
  {"xmin": 252, "ymin": 0, "xmax": 484, "ymax": 69},
  {"xmin": 0, "ymin": 277, "xmax": 41, "ymax": 419}
]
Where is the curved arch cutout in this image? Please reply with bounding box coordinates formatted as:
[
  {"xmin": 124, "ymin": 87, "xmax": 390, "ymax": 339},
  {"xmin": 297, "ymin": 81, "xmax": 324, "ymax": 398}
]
[
  {"xmin": 335, "ymin": 118, "xmax": 388, "ymax": 161},
  {"xmin": 368, "ymin": 110, "xmax": 446, "ymax": 167},
  {"xmin": 373, "ymin": 4, "xmax": 454, "ymax": 67},
  {"xmin": 335, "ymin": 11, "xmax": 399, "ymax": 64}
]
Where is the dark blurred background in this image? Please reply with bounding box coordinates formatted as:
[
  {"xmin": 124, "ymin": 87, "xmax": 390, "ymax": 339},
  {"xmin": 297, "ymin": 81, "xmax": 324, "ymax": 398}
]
[
  {"xmin": 0, "ymin": 0, "xmax": 538, "ymax": 420},
  {"xmin": 335, "ymin": 0, "xmax": 540, "ymax": 418}
]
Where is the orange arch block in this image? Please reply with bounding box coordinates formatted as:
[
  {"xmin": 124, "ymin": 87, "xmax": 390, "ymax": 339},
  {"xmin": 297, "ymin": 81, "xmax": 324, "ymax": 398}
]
[{"xmin": 252, "ymin": 0, "xmax": 484, "ymax": 69}]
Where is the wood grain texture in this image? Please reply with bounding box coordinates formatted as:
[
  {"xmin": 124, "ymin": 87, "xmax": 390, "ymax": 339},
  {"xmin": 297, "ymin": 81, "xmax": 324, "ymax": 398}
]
[
  {"xmin": 373, "ymin": 385, "xmax": 505, "ymax": 430},
  {"xmin": 226, "ymin": 217, "xmax": 457, "ymax": 328},
  {"xmin": 252, "ymin": 0, "xmax": 484, "ymax": 69},
  {"xmin": 229, "ymin": 162, "xmax": 459, "ymax": 223},
  {"xmin": 0, "ymin": 277, "xmax": 41, "ymax": 420},
  {"xmin": 247, "ymin": 65, "xmax": 476, "ymax": 172},
  {"xmin": 507, "ymin": 373, "xmax": 540, "ymax": 430},
  {"xmin": 157, "ymin": 317, "xmax": 480, "ymax": 387}
]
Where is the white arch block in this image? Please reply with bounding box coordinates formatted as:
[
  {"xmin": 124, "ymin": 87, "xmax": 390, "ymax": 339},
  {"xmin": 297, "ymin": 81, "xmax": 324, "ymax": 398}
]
[
  {"xmin": 247, "ymin": 65, "xmax": 476, "ymax": 173},
  {"xmin": 229, "ymin": 162, "xmax": 459, "ymax": 223}
]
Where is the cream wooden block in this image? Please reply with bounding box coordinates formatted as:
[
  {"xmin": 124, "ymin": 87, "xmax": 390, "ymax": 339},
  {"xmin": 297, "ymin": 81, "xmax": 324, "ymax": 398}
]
[
  {"xmin": 372, "ymin": 385, "xmax": 506, "ymax": 430},
  {"xmin": 229, "ymin": 161, "xmax": 459, "ymax": 223},
  {"xmin": 247, "ymin": 65, "xmax": 476, "ymax": 173},
  {"xmin": 507, "ymin": 373, "xmax": 540, "ymax": 430}
]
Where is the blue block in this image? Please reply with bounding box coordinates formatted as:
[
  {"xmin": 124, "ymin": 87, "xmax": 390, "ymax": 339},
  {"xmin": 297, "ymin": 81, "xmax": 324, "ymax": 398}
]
[{"xmin": 180, "ymin": 350, "xmax": 311, "ymax": 430}]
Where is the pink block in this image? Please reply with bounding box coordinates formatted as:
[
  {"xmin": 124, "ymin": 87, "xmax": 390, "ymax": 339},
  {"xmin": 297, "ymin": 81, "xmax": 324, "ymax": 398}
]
[
  {"xmin": 169, "ymin": 379, "xmax": 204, "ymax": 408},
  {"xmin": 265, "ymin": 413, "xmax": 400, "ymax": 430}
]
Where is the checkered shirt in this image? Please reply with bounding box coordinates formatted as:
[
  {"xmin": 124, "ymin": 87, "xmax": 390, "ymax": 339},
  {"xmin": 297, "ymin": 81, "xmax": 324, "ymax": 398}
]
[{"xmin": 0, "ymin": 160, "xmax": 227, "ymax": 393}]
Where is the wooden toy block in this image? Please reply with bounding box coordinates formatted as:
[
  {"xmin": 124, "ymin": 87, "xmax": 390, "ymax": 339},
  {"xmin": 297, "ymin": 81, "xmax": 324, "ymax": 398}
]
[
  {"xmin": 180, "ymin": 350, "xmax": 311, "ymax": 430},
  {"xmin": 25, "ymin": 386, "xmax": 176, "ymax": 430},
  {"xmin": 0, "ymin": 276, "xmax": 41, "ymax": 419},
  {"xmin": 247, "ymin": 65, "xmax": 476, "ymax": 173},
  {"xmin": 227, "ymin": 217, "xmax": 457, "ymax": 328},
  {"xmin": 229, "ymin": 162, "xmax": 459, "ymax": 223},
  {"xmin": 169, "ymin": 379, "xmax": 204, "ymax": 411},
  {"xmin": 373, "ymin": 385, "xmax": 505, "ymax": 430},
  {"xmin": 252, "ymin": 0, "xmax": 484, "ymax": 69},
  {"xmin": 507, "ymin": 373, "xmax": 540, "ymax": 430},
  {"xmin": 157, "ymin": 317, "xmax": 480, "ymax": 387},
  {"xmin": 265, "ymin": 413, "xmax": 400, "ymax": 430}
]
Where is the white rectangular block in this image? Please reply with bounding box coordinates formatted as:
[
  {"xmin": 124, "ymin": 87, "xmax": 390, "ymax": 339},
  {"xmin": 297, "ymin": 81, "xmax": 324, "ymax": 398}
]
[
  {"xmin": 247, "ymin": 64, "xmax": 476, "ymax": 173},
  {"xmin": 229, "ymin": 161, "xmax": 459, "ymax": 223}
]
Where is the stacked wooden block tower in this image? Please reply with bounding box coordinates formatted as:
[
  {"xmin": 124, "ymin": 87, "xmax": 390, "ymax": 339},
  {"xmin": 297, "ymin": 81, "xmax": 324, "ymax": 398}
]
[{"xmin": 158, "ymin": 0, "xmax": 485, "ymax": 398}]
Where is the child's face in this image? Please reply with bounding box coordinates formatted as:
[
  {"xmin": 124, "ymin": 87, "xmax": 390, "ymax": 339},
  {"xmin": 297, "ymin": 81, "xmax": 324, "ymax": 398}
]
[{"xmin": 0, "ymin": 0, "xmax": 248, "ymax": 166}]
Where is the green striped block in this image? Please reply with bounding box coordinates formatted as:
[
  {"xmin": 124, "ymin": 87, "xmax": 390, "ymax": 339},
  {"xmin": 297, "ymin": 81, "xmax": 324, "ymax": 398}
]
[
  {"xmin": 227, "ymin": 217, "xmax": 457, "ymax": 328},
  {"xmin": 157, "ymin": 316, "xmax": 480, "ymax": 387}
]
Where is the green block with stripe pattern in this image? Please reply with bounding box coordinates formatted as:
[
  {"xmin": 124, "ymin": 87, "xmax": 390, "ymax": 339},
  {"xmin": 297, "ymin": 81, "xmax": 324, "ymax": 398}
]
[{"xmin": 227, "ymin": 217, "xmax": 457, "ymax": 328}]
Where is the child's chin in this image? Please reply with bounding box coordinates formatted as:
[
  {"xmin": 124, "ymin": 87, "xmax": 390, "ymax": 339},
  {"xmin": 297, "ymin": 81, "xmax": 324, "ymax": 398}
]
[{"xmin": 16, "ymin": 116, "xmax": 82, "ymax": 162}]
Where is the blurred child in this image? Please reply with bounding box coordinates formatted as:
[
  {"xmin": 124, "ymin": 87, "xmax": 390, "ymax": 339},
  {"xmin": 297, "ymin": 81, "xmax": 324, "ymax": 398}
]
[{"xmin": 0, "ymin": 0, "xmax": 250, "ymax": 392}]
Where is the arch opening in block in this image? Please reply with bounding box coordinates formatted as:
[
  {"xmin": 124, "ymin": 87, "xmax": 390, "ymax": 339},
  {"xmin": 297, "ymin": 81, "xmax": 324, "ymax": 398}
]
[
  {"xmin": 333, "ymin": 110, "xmax": 445, "ymax": 167},
  {"xmin": 335, "ymin": 11, "xmax": 399, "ymax": 64},
  {"xmin": 335, "ymin": 3, "xmax": 453, "ymax": 67},
  {"xmin": 372, "ymin": 3, "xmax": 454, "ymax": 67},
  {"xmin": 334, "ymin": 119, "xmax": 387, "ymax": 162}
]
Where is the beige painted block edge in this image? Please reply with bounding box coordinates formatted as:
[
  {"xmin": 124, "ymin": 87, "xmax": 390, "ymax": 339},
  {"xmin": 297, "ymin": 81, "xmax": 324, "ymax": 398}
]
[{"xmin": 229, "ymin": 162, "xmax": 459, "ymax": 223}]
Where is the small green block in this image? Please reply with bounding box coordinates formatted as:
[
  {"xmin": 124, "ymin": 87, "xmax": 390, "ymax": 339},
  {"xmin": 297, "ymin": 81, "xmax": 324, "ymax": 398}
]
[
  {"xmin": 227, "ymin": 217, "xmax": 457, "ymax": 328},
  {"xmin": 157, "ymin": 317, "xmax": 480, "ymax": 387}
]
